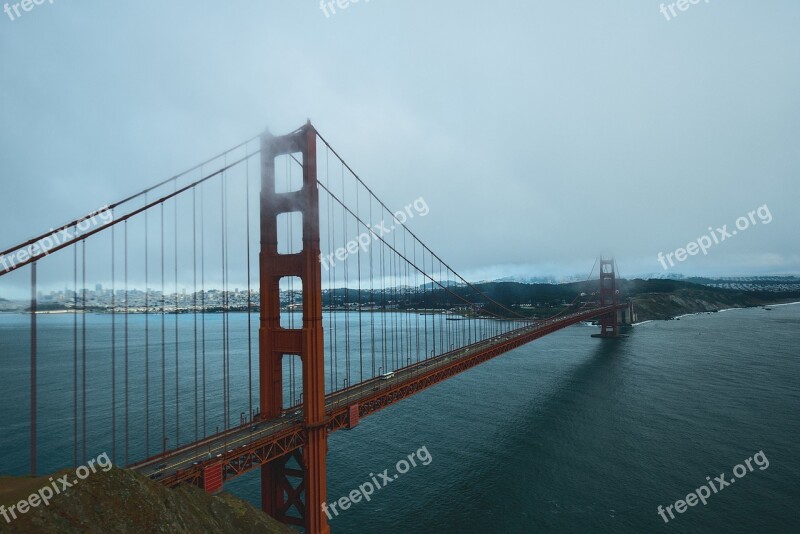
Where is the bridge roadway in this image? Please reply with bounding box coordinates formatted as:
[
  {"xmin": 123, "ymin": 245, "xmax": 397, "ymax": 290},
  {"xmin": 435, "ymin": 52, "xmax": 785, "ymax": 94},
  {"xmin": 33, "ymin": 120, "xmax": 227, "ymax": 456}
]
[{"xmin": 130, "ymin": 304, "xmax": 624, "ymax": 488}]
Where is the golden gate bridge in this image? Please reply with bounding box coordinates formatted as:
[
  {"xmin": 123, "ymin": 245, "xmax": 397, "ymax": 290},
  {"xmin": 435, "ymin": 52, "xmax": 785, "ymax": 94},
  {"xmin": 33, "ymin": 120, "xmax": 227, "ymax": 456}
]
[{"xmin": 0, "ymin": 122, "xmax": 631, "ymax": 533}]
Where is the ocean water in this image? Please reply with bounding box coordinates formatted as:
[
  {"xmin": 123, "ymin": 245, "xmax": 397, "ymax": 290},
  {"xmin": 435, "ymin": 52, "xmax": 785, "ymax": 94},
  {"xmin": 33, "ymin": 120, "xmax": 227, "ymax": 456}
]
[
  {"xmin": 1, "ymin": 305, "xmax": 799, "ymax": 532},
  {"xmin": 0, "ymin": 310, "xmax": 509, "ymax": 473},
  {"xmin": 230, "ymin": 304, "xmax": 800, "ymax": 532}
]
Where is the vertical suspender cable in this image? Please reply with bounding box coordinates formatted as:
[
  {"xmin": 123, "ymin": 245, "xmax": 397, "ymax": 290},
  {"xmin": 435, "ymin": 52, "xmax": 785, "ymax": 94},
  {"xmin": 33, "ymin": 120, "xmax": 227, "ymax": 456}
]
[
  {"xmin": 356, "ymin": 181, "xmax": 363, "ymax": 386},
  {"xmin": 161, "ymin": 203, "xmax": 166, "ymax": 454},
  {"xmin": 325, "ymin": 147, "xmax": 335, "ymax": 392},
  {"xmin": 390, "ymin": 207, "xmax": 397, "ymax": 370},
  {"xmin": 111, "ymin": 223, "xmax": 116, "ymax": 463},
  {"xmin": 174, "ymin": 186, "xmax": 180, "ymax": 445},
  {"xmin": 201, "ymin": 180, "xmax": 207, "ymax": 436},
  {"xmin": 432, "ymin": 253, "xmax": 436, "ymax": 351},
  {"xmin": 329, "ymin": 155, "xmax": 338, "ymax": 390},
  {"xmin": 221, "ymin": 169, "xmax": 227, "ymax": 429},
  {"xmin": 245, "ymin": 146, "xmax": 253, "ymax": 420},
  {"xmin": 73, "ymin": 246, "xmax": 78, "ymax": 467},
  {"xmin": 124, "ymin": 221, "xmax": 129, "ymax": 466},
  {"xmin": 369, "ymin": 196, "xmax": 376, "ymax": 378},
  {"xmin": 225, "ymin": 169, "xmax": 231, "ymax": 427},
  {"xmin": 145, "ymin": 197, "xmax": 150, "ymax": 456},
  {"xmin": 380, "ymin": 209, "xmax": 386, "ymax": 372},
  {"xmin": 30, "ymin": 262, "xmax": 37, "ymax": 476},
  {"xmin": 193, "ymin": 186, "xmax": 199, "ymax": 443},
  {"xmin": 340, "ymin": 163, "xmax": 349, "ymax": 388},
  {"xmin": 423, "ymin": 247, "xmax": 428, "ymax": 360},
  {"xmin": 414, "ymin": 239, "xmax": 419, "ymax": 365},
  {"xmin": 403, "ymin": 224, "xmax": 410, "ymax": 366},
  {"xmin": 81, "ymin": 240, "xmax": 86, "ymax": 465}
]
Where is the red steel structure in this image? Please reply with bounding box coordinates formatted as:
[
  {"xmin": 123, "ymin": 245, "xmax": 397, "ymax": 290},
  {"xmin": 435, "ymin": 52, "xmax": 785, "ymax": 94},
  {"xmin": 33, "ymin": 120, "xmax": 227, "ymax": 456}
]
[
  {"xmin": 134, "ymin": 125, "xmax": 626, "ymax": 533},
  {"xmin": 143, "ymin": 304, "xmax": 626, "ymax": 514},
  {"xmin": 259, "ymin": 123, "xmax": 329, "ymax": 532},
  {"xmin": 597, "ymin": 258, "xmax": 620, "ymax": 338},
  {"xmin": 1, "ymin": 121, "xmax": 631, "ymax": 534}
]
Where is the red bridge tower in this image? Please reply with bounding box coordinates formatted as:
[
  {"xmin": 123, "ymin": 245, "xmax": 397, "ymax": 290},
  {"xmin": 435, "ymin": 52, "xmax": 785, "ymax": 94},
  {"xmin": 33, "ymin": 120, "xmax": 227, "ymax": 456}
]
[
  {"xmin": 596, "ymin": 257, "xmax": 620, "ymax": 338},
  {"xmin": 260, "ymin": 122, "xmax": 330, "ymax": 533}
]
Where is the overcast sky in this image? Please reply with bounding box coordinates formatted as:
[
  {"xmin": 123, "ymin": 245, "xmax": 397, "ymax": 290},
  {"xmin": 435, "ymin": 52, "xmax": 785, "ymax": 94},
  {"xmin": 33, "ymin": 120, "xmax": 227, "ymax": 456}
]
[{"xmin": 1, "ymin": 0, "xmax": 799, "ymax": 293}]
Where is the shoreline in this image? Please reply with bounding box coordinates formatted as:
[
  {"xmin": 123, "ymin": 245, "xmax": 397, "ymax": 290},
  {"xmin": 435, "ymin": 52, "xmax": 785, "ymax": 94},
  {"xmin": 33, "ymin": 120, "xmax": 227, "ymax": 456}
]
[{"xmin": 632, "ymin": 300, "xmax": 800, "ymax": 326}]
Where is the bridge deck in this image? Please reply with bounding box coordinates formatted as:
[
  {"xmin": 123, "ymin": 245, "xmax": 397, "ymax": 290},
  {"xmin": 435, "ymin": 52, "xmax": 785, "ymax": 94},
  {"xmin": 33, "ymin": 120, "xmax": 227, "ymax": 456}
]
[{"xmin": 130, "ymin": 304, "xmax": 625, "ymax": 489}]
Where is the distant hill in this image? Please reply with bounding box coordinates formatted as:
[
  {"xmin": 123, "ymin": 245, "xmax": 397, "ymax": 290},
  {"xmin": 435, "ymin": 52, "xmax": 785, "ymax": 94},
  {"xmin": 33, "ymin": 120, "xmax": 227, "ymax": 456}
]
[
  {"xmin": 322, "ymin": 277, "xmax": 800, "ymax": 320},
  {"xmin": 474, "ymin": 278, "xmax": 799, "ymax": 321}
]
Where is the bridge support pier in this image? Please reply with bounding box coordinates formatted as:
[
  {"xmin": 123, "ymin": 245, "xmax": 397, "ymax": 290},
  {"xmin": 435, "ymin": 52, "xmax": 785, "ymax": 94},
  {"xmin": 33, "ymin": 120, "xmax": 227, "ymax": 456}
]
[{"xmin": 259, "ymin": 123, "xmax": 330, "ymax": 533}]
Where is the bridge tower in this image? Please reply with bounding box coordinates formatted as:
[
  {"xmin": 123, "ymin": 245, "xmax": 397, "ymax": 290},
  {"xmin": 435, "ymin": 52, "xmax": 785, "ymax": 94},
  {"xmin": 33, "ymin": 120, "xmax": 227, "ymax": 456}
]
[
  {"xmin": 259, "ymin": 122, "xmax": 330, "ymax": 533},
  {"xmin": 597, "ymin": 257, "xmax": 620, "ymax": 338}
]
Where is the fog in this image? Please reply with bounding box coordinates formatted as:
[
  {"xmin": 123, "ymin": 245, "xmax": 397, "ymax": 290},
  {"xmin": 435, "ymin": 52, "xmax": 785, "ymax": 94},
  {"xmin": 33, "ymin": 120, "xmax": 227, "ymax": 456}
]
[{"xmin": 2, "ymin": 0, "xmax": 798, "ymax": 299}]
